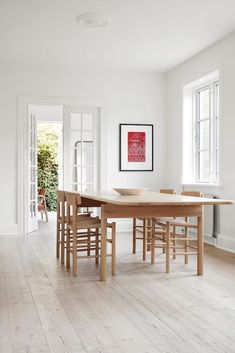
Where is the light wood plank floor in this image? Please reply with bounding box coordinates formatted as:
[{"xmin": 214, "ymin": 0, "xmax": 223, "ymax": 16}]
[{"xmin": 1, "ymin": 216, "xmax": 235, "ymax": 353}]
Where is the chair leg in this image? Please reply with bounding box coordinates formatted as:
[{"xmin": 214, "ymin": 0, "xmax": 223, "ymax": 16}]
[
  {"xmin": 56, "ymin": 221, "xmax": 60, "ymax": 259},
  {"xmin": 162, "ymin": 233, "xmax": 166, "ymax": 253},
  {"xmin": 73, "ymin": 227, "xmax": 77, "ymax": 276},
  {"xmin": 95, "ymin": 228, "xmax": 99, "ymax": 264},
  {"xmin": 87, "ymin": 229, "xmax": 91, "ymax": 256},
  {"xmin": 166, "ymin": 222, "xmax": 170, "ymax": 273},
  {"xmin": 184, "ymin": 226, "xmax": 189, "ymax": 264},
  {"xmin": 172, "ymin": 225, "xmax": 176, "ymax": 259},
  {"xmin": 147, "ymin": 219, "xmax": 152, "ymax": 251},
  {"xmin": 61, "ymin": 224, "xmax": 65, "ymax": 265},
  {"xmin": 133, "ymin": 218, "xmax": 136, "ymax": 254},
  {"xmin": 143, "ymin": 219, "xmax": 147, "ymax": 261},
  {"xmin": 66, "ymin": 228, "xmax": 70, "ymax": 270},
  {"xmin": 111, "ymin": 222, "xmax": 116, "ymax": 275}
]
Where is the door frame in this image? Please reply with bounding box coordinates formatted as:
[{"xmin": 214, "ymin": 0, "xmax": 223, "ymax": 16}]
[{"xmin": 17, "ymin": 95, "xmax": 107, "ymax": 235}]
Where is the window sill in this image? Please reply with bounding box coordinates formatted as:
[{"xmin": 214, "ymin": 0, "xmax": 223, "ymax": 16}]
[{"xmin": 181, "ymin": 182, "xmax": 224, "ymax": 189}]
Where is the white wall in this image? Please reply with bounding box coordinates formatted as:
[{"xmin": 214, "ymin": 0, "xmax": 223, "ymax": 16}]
[
  {"xmin": 0, "ymin": 63, "xmax": 167, "ymax": 234},
  {"xmin": 166, "ymin": 31, "xmax": 235, "ymax": 251}
]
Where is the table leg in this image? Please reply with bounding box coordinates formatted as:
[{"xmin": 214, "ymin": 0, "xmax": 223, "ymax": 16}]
[
  {"xmin": 100, "ymin": 210, "xmax": 107, "ymax": 281},
  {"xmin": 197, "ymin": 211, "xmax": 204, "ymax": 276},
  {"xmin": 147, "ymin": 219, "xmax": 152, "ymax": 251},
  {"xmin": 133, "ymin": 218, "xmax": 136, "ymax": 254},
  {"xmin": 151, "ymin": 218, "xmax": 156, "ymax": 264},
  {"xmin": 166, "ymin": 222, "xmax": 170, "ymax": 273},
  {"xmin": 143, "ymin": 219, "xmax": 147, "ymax": 261}
]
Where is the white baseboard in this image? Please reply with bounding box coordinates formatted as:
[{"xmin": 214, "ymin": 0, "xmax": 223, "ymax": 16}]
[
  {"xmin": 188, "ymin": 230, "xmax": 215, "ymax": 244},
  {"xmin": 216, "ymin": 234, "xmax": 235, "ymax": 254},
  {"xmin": 0, "ymin": 223, "xmax": 19, "ymax": 237},
  {"xmin": 204, "ymin": 233, "xmax": 217, "ymax": 246},
  {"xmin": 190, "ymin": 229, "xmax": 235, "ymax": 253}
]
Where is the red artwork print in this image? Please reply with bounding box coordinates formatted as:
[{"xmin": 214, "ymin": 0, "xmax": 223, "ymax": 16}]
[{"xmin": 128, "ymin": 131, "xmax": 146, "ymax": 162}]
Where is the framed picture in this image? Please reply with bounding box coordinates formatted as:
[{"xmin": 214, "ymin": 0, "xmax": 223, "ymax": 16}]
[{"xmin": 119, "ymin": 123, "xmax": 153, "ymax": 171}]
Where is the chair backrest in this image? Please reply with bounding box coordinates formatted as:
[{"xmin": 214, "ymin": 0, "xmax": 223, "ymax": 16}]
[
  {"xmin": 181, "ymin": 191, "xmax": 203, "ymax": 197},
  {"xmin": 65, "ymin": 192, "xmax": 82, "ymax": 224},
  {"xmin": 57, "ymin": 190, "xmax": 65, "ymax": 203},
  {"xmin": 160, "ymin": 188, "xmax": 176, "ymax": 195},
  {"xmin": 38, "ymin": 188, "xmax": 46, "ymax": 196},
  {"xmin": 38, "ymin": 189, "xmax": 47, "ymax": 211},
  {"xmin": 65, "ymin": 191, "xmax": 81, "ymax": 207},
  {"xmin": 57, "ymin": 190, "xmax": 66, "ymax": 219}
]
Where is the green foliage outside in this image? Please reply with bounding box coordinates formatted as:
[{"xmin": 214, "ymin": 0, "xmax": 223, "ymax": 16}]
[{"xmin": 37, "ymin": 124, "xmax": 60, "ymax": 211}]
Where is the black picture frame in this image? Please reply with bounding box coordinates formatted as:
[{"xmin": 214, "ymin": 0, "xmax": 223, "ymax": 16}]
[{"xmin": 119, "ymin": 123, "xmax": 154, "ymax": 171}]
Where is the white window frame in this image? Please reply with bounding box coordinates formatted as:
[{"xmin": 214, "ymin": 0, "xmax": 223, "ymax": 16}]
[{"xmin": 193, "ymin": 79, "xmax": 219, "ymax": 184}]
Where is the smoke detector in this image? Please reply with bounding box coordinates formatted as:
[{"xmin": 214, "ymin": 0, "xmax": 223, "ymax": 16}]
[{"xmin": 76, "ymin": 13, "xmax": 108, "ymax": 27}]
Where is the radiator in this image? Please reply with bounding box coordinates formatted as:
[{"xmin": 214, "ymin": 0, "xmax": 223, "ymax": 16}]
[{"xmin": 204, "ymin": 194, "xmax": 220, "ymax": 238}]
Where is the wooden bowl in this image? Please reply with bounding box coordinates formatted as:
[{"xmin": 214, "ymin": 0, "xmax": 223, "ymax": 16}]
[{"xmin": 113, "ymin": 188, "xmax": 147, "ymax": 196}]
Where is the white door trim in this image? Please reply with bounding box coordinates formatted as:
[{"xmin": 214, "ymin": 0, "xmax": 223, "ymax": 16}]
[{"xmin": 17, "ymin": 95, "xmax": 107, "ymax": 235}]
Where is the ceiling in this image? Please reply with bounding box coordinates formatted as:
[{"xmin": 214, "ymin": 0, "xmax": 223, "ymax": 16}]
[{"xmin": 1, "ymin": 0, "xmax": 235, "ymax": 72}]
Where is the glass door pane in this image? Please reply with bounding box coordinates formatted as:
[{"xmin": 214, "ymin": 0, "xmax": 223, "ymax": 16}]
[
  {"xmin": 63, "ymin": 107, "xmax": 98, "ymax": 192},
  {"xmin": 26, "ymin": 113, "xmax": 38, "ymax": 233}
]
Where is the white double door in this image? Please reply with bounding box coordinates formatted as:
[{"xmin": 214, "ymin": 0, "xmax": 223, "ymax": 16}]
[
  {"xmin": 63, "ymin": 106, "xmax": 99, "ymax": 192},
  {"xmin": 26, "ymin": 113, "xmax": 38, "ymax": 233},
  {"xmin": 26, "ymin": 106, "xmax": 100, "ymax": 233}
]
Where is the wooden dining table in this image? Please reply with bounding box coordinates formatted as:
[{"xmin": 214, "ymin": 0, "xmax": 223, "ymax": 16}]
[{"xmin": 80, "ymin": 191, "xmax": 234, "ymax": 281}]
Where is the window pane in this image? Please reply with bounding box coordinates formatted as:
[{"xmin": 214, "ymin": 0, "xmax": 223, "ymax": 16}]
[
  {"xmin": 198, "ymin": 150, "xmax": 210, "ymax": 181},
  {"xmin": 82, "ymin": 114, "xmax": 93, "ymax": 130},
  {"xmin": 71, "ymin": 143, "xmax": 82, "ymax": 166},
  {"xmin": 70, "ymin": 130, "xmax": 82, "ymax": 146},
  {"xmin": 81, "ymin": 183, "xmax": 93, "ymax": 192},
  {"xmin": 82, "ymin": 142, "xmax": 93, "ymax": 166},
  {"xmin": 82, "ymin": 130, "xmax": 93, "ymax": 141},
  {"xmin": 71, "ymin": 113, "xmax": 81, "ymax": 130},
  {"xmin": 71, "ymin": 165, "xmax": 81, "ymax": 186},
  {"xmin": 72, "ymin": 183, "xmax": 80, "ymax": 192},
  {"xmin": 82, "ymin": 166, "xmax": 94, "ymax": 184},
  {"xmin": 199, "ymin": 89, "xmax": 210, "ymax": 120},
  {"xmin": 85, "ymin": 184, "xmax": 94, "ymax": 192},
  {"xmin": 199, "ymin": 120, "xmax": 209, "ymax": 150}
]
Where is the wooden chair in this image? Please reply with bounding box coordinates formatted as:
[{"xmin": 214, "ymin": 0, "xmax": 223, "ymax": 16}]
[
  {"xmin": 153, "ymin": 191, "xmax": 203, "ymax": 273},
  {"xmin": 159, "ymin": 189, "xmax": 177, "ymax": 195},
  {"xmin": 132, "ymin": 188, "xmax": 176, "ymax": 260},
  {"xmin": 154, "ymin": 189, "xmax": 178, "ymax": 256},
  {"xmin": 65, "ymin": 191, "xmax": 116, "ymax": 277},
  {"xmin": 56, "ymin": 190, "xmax": 92, "ymax": 265},
  {"xmin": 38, "ymin": 189, "xmax": 48, "ymax": 222}
]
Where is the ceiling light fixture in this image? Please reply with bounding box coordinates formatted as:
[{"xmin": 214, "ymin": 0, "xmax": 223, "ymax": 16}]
[{"xmin": 76, "ymin": 13, "xmax": 108, "ymax": 27}]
